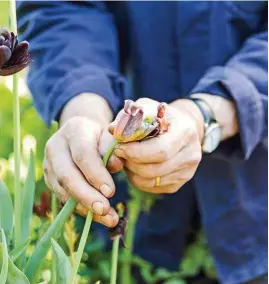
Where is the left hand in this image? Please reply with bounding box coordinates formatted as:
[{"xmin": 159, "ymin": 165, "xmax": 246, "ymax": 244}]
[{"xmin": 114, "ymin": 98, "xmax": 204, "ymax": 194}]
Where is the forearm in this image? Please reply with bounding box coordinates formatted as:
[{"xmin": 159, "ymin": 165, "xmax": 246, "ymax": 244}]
[{"xmin": 59, "ymin": 93, "xmax": 113, "ymax": 128}]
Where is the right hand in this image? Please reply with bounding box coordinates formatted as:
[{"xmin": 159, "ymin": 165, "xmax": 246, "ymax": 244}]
[{"xmin": 44, "ymin": 115, "xmax": 123, "ymax": 227}]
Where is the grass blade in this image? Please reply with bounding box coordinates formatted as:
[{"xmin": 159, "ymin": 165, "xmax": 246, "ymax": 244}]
[
  {"xmin": 0, "ymin": 180, "xmax": 14, "ymax": 242},
  {"xmin": 51, "ymin": 238, "xmax": 71, "ymax": 284}
]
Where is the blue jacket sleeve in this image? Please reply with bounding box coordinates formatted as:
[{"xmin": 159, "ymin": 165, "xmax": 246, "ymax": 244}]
[
  {"xmin": 17, "ymin": 1, "xmax": 125, "ymax": 125},
  {"xmin": 191, "ymin": 23, "xmax": 268, "ymax": 160}
]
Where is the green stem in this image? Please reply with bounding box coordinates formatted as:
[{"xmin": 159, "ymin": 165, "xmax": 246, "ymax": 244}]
[
  {"xmin": 51, "ymin": 193, "xmax": 58, "ymax": 219},
  {"xmin": 110, "ymin": 236, "xmax": 120, "ymax": 284},
  {"xmin": 103, "ymin": 140, "xmax": 119, "ymax": 166},
  {"xmin": 121, "ymin": 190, "xmax": 142, "ymax": 284},
  {"xmin": 69, "ymin": 211, "xmax": 93, "ymax": 284},
  {"xmin": 9, "ymin": 0, "xmax": 22, "ymax": 249},
  {"xmin": 51, "ymin": 193, "xmax": 58, "ymax": 284}
]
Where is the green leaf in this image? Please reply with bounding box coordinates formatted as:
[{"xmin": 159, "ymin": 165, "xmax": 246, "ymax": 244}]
[
  {"xmin": 0, "ymin": 180, "xmax": 14, "ymax": 241},
  {"xmin": 25, "ymin": 198, "xmax": 76, "ymax": 283},
  {"xmin": 51, "ymin": 238, "xmax": 71, "ymax": 284},
  {"xmin": 0, "ymin": 230, "xmax": 8, "ymax": 283},
  {"xmin": 21, "ymin": 150, "xmax": 36, "ymax": 244},
  {"xmin": 5, "ymin": 257, "xmax": 30, "ymax": 284},
  {"xmin": 9, "ymin": 239, "xmax": 30, "ymax": 262}
]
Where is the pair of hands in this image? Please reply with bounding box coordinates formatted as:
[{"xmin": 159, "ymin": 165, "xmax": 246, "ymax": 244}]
[{"xmin": 43, "ymin": 98, "xmax": 204, "ymax": 227}]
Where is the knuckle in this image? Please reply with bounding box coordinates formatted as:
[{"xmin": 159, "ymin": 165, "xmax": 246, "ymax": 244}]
[
  {"xmin": 158, "ymin": 148, "xmax": 169, "ymax": 161},
  {"xmin": 142, "ymin": 164, "xmax": 157, "ymax": 178},
  {"xmin": 190, "ymin": 151, "xmax": 202, "ymax": 164},
  {"xmin": 57, "ymin": 175, "xmax": 70, "ymax": 189},
  {"xmin": 65, "ymin": 116, "xmax": 83, "ymax": 130},
  {"xmin": 111, "ymin": 215, "xmax": 119, "ymax": 227},
  {"xmin": 72, "ymin": 150, "xmax": 86, "ymax": 165}
]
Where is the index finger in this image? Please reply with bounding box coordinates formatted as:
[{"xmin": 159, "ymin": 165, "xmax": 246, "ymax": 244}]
[{"xmin": 114, "ymin": 129, "xmax": 184, "ymax": 163}]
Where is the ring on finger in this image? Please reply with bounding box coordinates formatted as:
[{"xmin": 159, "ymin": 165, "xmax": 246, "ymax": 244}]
[{"xmin": 155, "ymin": 176, "xmax": 161, "ymax": 187}]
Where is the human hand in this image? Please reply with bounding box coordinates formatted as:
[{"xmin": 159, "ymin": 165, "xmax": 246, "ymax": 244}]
[
  {"xmin": 113, "ymin": 98, "xmax": 204, "ymax": 194},
  {"xmin": 44, "ymin": 104, "xmax": 123, "ymax": 227}
]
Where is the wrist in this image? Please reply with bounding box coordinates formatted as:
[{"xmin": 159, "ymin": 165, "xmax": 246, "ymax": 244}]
[
  {"xmin": 59, "ymin": 93, "xmax": 113, "ymax": 128},
  {"xmin": 190, "ymin": 93, "xmax": 239, "ymax": 140}
]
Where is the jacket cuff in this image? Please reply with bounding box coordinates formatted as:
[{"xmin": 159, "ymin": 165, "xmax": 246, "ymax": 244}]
[
  {"xmin": 44, "ymin": 64, "xmax": 126, "ymax": 126},
  {"xmin": 190, "ymin": 66, "xmax": 264, "ymax": 159}
]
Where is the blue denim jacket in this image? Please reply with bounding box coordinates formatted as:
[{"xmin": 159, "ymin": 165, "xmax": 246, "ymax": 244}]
[{"xmin": 17, "ymin": 1, "xmax": 268, "ymax": 283}]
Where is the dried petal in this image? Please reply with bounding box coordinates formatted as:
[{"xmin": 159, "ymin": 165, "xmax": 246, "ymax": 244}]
[
  {"xmin": 109, "ymin": 99, "xmax": 169, "ymax": 143},
  {"xmin": 0, "ymin": 61, "xmax": 30, "ymax": 76}
]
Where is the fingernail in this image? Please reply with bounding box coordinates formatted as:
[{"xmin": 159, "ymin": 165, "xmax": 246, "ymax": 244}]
[
  {"xmin": 100, "ymin": 214, "xmax": 115, "ymax": 227},
  {"xmin": 92, "ymin": 201, "xmax": 104, "ymax": 215},
  {"xmin": 114, "ymin": 148, "xmax": 126, "ymax": 158},
  {"xmin": 100, "ymin": 184, "xmax": 113, "ymax": 197}
]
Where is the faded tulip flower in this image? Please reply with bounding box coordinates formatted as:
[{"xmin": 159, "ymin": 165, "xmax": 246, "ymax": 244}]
[
  {"xmin": 109, "ymin": 99, "xmax": 169, "ymax": 143},
  {"xmin": 33, "ymin": 191, "xmax": 51, "ymax": 218},
  {"xmin": 108, "ymin": 203, "xmax": 128, "ymax": 246},
  {"xmin": 0, "ymin": 27, "xmax": 31, "ymax": 76}
]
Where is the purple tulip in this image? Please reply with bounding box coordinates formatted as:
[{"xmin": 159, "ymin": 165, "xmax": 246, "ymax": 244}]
[{"xmin": 0, "ymin": 27, "xmax": 32, "ymax": 76}]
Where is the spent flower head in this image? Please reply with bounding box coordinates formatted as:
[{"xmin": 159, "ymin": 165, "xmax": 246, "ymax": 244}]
[
  {"xmin": 108, "ymin": 203, "xmax": 128, "ymax": 246},
  {"xmin": 0, "ymin": 27, "xmax": 32, "ymax": 76},
  {"xmin": 109, "ymin": 99, "xmax": 169, "ymax": 143}
]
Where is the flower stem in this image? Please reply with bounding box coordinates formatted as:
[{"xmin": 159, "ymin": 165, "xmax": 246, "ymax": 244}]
[
  {"xmin": 70, "ymin": 211, "xmax": 93, "ymax": 284},
  {"xmin": 110, "ymin": 236, "xmax": 120, "ymax": 284},
  {"xmin": 51, "ymin": 193, "xmax": 58, "ymax": 219},
  {"xmin": 103, "ymin": 140, "xmax": 119, "ymax": 166},
  {"xmin": 9, "ymin": 0, "xmax": 22, "ymax": 249},
  {"xmin": 121, "ymin": 188, "xmax": 142, "ymax": 284}
]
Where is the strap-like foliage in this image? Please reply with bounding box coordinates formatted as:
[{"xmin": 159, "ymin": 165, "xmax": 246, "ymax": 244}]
[
  {"xmin": 51, "ymin": 238, "xmax": 71, "ymax": 284},
  {"xmin": 0, "ymin": 180, "xmax": 13, "ymax": 242},
  {"xmin": 0, "ymin": 229, "xmax": 8, "ymax": 283}
]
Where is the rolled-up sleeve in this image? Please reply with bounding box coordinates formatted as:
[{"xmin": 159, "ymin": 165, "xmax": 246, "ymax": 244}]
[
  {"xmin": 17, "ymin": 1, "xmax": 125, "ymax": 125},
  {"xmin": 191, "ymin": 27, "xmax": 268, "ymax": 159}
]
